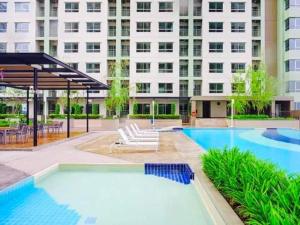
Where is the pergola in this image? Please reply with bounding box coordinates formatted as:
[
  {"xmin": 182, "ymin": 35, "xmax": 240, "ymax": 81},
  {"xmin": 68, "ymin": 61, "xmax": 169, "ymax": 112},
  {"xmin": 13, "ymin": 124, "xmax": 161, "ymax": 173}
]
[{"xmin": 0, "ymin": 53, "xmax": 108, "ymax": 146}]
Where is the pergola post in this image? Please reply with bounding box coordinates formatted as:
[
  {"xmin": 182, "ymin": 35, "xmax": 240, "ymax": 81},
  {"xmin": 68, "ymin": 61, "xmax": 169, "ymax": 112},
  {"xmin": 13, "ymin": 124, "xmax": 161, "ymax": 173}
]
[
  {"xmin": 33, "ymin": 68, "xmax": 38, "ymax": 146},
  {"xmin": 67, "ymin": 81, "xmax": 70, "ymax": 138},
  {"xmin": 26, "ymin": 87, "xmax": 29, "ymax": 125},
  {"xmin": 86, "ymin": 89, "xmax": 89, "ymax": 133}
]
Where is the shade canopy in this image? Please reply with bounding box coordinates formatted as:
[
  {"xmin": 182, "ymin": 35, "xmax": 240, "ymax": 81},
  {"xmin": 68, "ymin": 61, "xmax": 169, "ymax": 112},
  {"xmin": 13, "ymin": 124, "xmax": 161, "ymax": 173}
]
[{"xmin": 0, "ymin": 53, "xmax": 108, "ymax": 90}]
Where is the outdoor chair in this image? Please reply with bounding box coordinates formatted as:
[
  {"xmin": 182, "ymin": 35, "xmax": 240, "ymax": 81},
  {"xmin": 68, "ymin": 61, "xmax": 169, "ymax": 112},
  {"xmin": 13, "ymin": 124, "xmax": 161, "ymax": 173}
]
[
  {"xmin": 125, "ymin": 126, "xmax": 158, "ymax": 142},
  {"xmin": 15, "ymin": 125, "xmax": 29, "ymax": 143}
]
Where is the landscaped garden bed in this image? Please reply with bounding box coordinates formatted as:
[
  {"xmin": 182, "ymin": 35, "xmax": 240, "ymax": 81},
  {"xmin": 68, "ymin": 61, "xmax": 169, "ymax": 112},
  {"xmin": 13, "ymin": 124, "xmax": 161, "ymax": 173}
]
[{"xmin": 202, "ymin": 147, "xmax": 300, "ymax": 224}]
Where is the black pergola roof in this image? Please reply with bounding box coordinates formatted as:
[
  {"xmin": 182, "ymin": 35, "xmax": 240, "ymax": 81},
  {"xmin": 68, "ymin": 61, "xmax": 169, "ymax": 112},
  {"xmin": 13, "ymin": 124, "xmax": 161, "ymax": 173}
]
[{"xmin": 0, "ymin": 53, "xmax": 108, "ymax": 90}]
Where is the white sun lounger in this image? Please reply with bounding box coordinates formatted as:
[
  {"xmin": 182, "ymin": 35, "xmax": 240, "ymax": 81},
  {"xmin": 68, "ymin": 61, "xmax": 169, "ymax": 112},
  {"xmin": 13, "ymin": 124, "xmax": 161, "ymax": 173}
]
[
  {"xmin": 125, "ymin": 126, "xmax": 158, "ymax": 142},
  {"xmin": 133, "ymin": 123, "xmax": 158, "ymax": 134},
  {"xmin": 130, "ymin": 124, "xmax": 159, "ymax": 138}
]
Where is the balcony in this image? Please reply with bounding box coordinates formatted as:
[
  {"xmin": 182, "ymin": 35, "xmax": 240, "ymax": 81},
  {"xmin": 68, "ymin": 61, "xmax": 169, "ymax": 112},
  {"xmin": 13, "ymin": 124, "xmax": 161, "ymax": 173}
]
[
  {"xmin": 193, "ymin": 29, "xmax": 201, "ymax": 36},
  {"xmin": 252, "ymin": 8, "xmax": 261, "ymax": 17},
  {"xmin": 193, "ymin": 7, "xmax": 202, "ymax": 16},
  {"xmin": 50, "ymin": 9, "xmax": 58, "ymax": 17},
  {"xmin": 109, "ymin": 7, "xmax": 116, "ymax": 16},
  {"xmin": 193, "ymin": 49, "xmax": 201, "ymax": 57},
  {"xmin": 108, "ymin": 27, "xmax": 116, "ymax": 36},
  {"xmin": 193, "ymin": 89, "xmax": 201, "ymax": 96},
  {"xmin": 121, "ymin": 47, "xmax": 130, "ymax": 57},
  {"xmin": 180, "ymin": 49, "xmax": 188, "ymax": 57},
  {"xmin": 122, "ymin": 7, "xmax": 130, "ymax": 16},
  {"xmin": 122, "ymin": 27, "xmax": 130, "ymax": 36},
  {"xmin": 193, "ymin": 69, "xmax": 201, "ymax": 77},
  {"xmin": 180, "ymin": 90, "xmax": 189, "ymax": 97},
  {"xmin": 252, "ymin": 28, "xmax": 261, "ymax": 37},
  {"xmin": 180, "ymin": 69, "xmax": 188, "ymax": 77},
  {"xmin": 108, "ymin": 49, "xmax": 116, "ymax": 57},
  {"xmin": 122, "ymin": 69, "xmax": 129, "ymax": 77},
  {"xmin": 180, "ymin": 28, "xmax": 188, "ymax": 36}
]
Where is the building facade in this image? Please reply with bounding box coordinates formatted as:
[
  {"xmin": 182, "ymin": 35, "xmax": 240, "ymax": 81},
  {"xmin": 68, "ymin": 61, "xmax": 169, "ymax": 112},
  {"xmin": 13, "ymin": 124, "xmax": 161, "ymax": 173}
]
[{"xmin": 0, "ymin": 0, "xmax": 297, "ymax": 119}]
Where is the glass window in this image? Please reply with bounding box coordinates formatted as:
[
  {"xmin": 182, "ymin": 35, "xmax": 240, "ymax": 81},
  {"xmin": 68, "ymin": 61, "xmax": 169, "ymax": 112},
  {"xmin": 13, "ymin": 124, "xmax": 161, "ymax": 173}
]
[
  {"xmin": 15, "ymin": 42, "xmax": 29, "ymax": 52},
  {"xmin": 209, "ymin": 63, "xmax": 223, "ymax": 73},
  {"xmin": 68, "ymin": 63, "xmax": 78, "ymax": 70},
  {"xmin": 65, "ymin": 2, "xmax": 79, "ymax": 12},
  {"xmin": 136, "ymin": 104, "xmax": 150, "ymax": 114},
  {"xmin": 158, "ymin": 83, "xmax": 173, "ymax": 93},
  {"xmin": 0, "ymin": 2, "xmax": 7, "ymax": 12},
  {"xmin": 231, "ymin": 22, "xmax": 245, "ymax": 32},
  {"xmin": 159, "ymin": 22, "xmax": 173, "ymax": 32},
  {"xmin": 15, "ymin": 22, "xmax": 29, "ymax": 32},
  {"xmin": 286, "ymin": 81, "xmax": 300, "ymax": 92},
  {"xmin": 136, "ymin": 42, "xmax": 151, "ymax": 52},
  {"xmin": 87, "ymin": 2, "xmax": 101, "ymax": 12},
  {"xmin": 136, "ymin": 22, "xmax": 151, "ymax": 32},
  {"xmin": 209, "ymin": 83, "xmax": 223, "ymax": 93},
  {"xmin": 0, "ymin": 22, "xmax": 7, "ymax": 32},
  {"xmin": 136, "ymin": 63, "xmax": 150, "ymax": 73},
  {"xmin": 231, "ymin": 42, "xmax": 246, "ymax": 53},
  {"xmin": 86, "ymin": 42, "xmax": 100, "ymax": 53},
  {"xmin": 285, "ymin": 59, "xmax": 300, "ymax": 71},
  {"xmin": 65, "ymin": 22, "xmax": 79, "ymax": 32},
  {"xmin": 209, "ymin": 42, "xmax": 223, "ymax": 53},
  {"xmin": 209, "ymin": 22, "xmax": 223, "ymax": 32},
  {"xmin": 86, "ymin": 63, "xmax": 100, "ymax": 73},
  {"xmin": 209, "ymin": 2, "xmax": 223, "ymax": 12},
  {"xmin": 286, "ymin": 0, "xmax": 300, "ymax": 9},
  {"xmin": 159, "ymin": 42, "xmax": 173, "ymax": 52},
  {"xmin": 159, "ymin": 2, "xmax": 173, "ymax": 12},
  {"xmin": 137, "ymin": 2, "xmax": 151, "ymax": 12},
  {"xmin": 15, "ymin": 2, "xmax": 30, "ymax": 12},
  {"xmin": 231, "ymin": 63, "xmax": 246, "ymax": 73},
  {"xmin": 64, "ymin": 42, "xmax": 78, "ymax": 53},
  {"xmin": 285, "ymin": 39, "xmax": 300, "ymax": 51},
  {"xmin": 136, "ymin": 83, "xmax": 150, "ymax": 93},
  {"xmin": 158, "ymin": 104, "xmax": 172, "ymax": 114},
  {"xmin": 0, "ymin": 42, "xmax": 7, "ymax": 53},
  {"xmin": 159, "ymin": 63, "xmax": 173, "ymax": 73},
  {"xmin": 285, "ymin": 17, "xmax": 300, "ymax": 30},
  {"xmin": 231, "ymin": 2, "xmax": 245, "ymax": 12},
  {"xmin": 87, "ymin": 22, "xmax": 101, "ymax": 32}
]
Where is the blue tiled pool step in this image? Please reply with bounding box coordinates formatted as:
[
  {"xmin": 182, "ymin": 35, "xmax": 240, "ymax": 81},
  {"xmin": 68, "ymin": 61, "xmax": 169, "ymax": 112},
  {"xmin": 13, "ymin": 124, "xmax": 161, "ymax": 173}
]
[
  {"xmin": 144, "ymin": 163, "xmax": 195, "ymax": 185},
  {"xmin": 263, "ymin": 128, "xmax": 300, "ymax": 145}
]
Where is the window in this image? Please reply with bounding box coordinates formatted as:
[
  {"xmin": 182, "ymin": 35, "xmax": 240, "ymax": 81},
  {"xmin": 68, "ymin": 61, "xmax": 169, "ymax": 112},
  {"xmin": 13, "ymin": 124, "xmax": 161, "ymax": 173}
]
[
  {"xmin": 159, "ymin": 22, "xmax": 173, "ymax": 32},
  {"xmin": 65, "ymin": 2, "xmax": 79, "ymax": 12},
  {"xmin": 15, "ymin": 42, "xmax": 29, "ymax": 52},
  {"xmin": 159, "ymin": 2, "xmax": 173, "ymax": 12},
  {"xmin": 0, "ymin": 2, "xmax": 7, "ymax": 12},
  {"xmin": 86, "ymin": 63, "xmax": 100, "ymax": 73},
  {"xmin": 209, "ymin": 22, "xmax": 223, "ymax": 32},
  {"xmin": 159, "ymin": 63, "xmax": 173, "ymax": 73},
  {"xmin": 64, "ymin": 42, "xmax": 78, "ymax": 53},
  {"xmin": 285, "ymin": 59, "xmax": 300, "ymax": 71},
  {"xmin": 285, "ymin": 39, "xmax": 300, "ymax": 51},
  {"xmin": 137, "ymin": 2, "xmax": 151, "ymax": 12},
  {"xmin": 87, "ymin": 2, "xmax": 101, "ymax": 12},
  {"xmin": 15, "ymin": 2, "xmax": 29, "ymax": 12},
  {"xmin": 286, "ymin": 0, "xmax": 300, "ymax": 9},
  {"xmin": 136, "ymin": 42, "xmax": 151, "ymax": 52},
  {"xmin": 0, "ymin": 42, "xmax": 6, "ymax": 53},
  {"xmin": 158, "ymin": 104, "xmax": 172, "ymax": 114},
  {"xmin": 87, "ymin": 22, "xmax": 101, "ymax": 32},
  {"xmin": 231, "ymin": 22, "xmax": 245, "ymax": 32},
  {"xmin": 232, "ymin": 82, "xmax": 245, "ymax": 93},
  {"xmin": 68, "ymin": 63, "xmax": 78, "ymax": 70},
  {"xmin": 209, "ymin": 83, "xmax": 223, "ymax": 93},
  {"xmin": 136, "ymin": 22, "xmax": 151, "ymax": 32},
  {"xmin": 209, "ymin": 42, "xmax": 223, "ymax": 53},
  {"xmin": 209, "ymin": 63, "xmax": 223, "ymax": 73},
  {"xmin": 231, "ymin": 42, "xmax": 246, "ymax": 53},
  {"xmin": 136, "ymin": 83, "xmax": 150, "ymax": 93},
  {"xmin": 285, "ymin": 18, "xmax": 300, "ymax": 30},
  {"xmin": 136, "ymin": 104, "xmax": 150, "ymax": 114},
  {"xmin": 136, "ymin": 63, "xmax": 150, "ymax": 73},
  {"xmin": 86, "ymin": 42, "xmax": 100, "ymax": 53},
  {"xmin": 286, "ymin": 81, "xmax": 300, "ymax": 93},
  {"xmin": 231, "ymin": 2, "xmax": 245, "ymax": 12},
  {"xmin": 231, "ymin": 63, "xmax": 246, "ymax": 73},
  {"xmin": 15, "ymin": 22, "xmax": 29, "ymax": 32},
  {"xmin": 0, "ymin": 22, "xmax": 7, "ymax": 32},
  {"xmin": 159, "ymin": 83, "xmax": 173, "ymax": 93},
  {"xmin": 159, "ymin": 42, "xmax": 173, "ymax": 52},
  {"xmin": 65, "ymin": 22, "xmax": 79, "ymax": 32},
  {"xmin": 209, "ymin": 2, "xmax": 223, "ymax": 12}
]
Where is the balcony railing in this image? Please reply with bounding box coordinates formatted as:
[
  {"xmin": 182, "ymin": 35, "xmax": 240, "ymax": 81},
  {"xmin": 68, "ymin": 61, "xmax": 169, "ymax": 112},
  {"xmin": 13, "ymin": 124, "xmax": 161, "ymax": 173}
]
[
  {"xmin": 193, "ymin": 69, "xmax": 201, "ymax": 77},
  {"xmin": 193, "ymin": 29, "xmax": 202, "ymax": 36},
  {"xmin": 193, "ymin": 89, "xmax": 201, "ymax": 96},
  {"xmin": 180, "ymin": 70, "xmax": 188, "ymax": 77},
  {"xmin": 122, "ymin": 70, "xmax": 129, "ymax": 77},
  {"xmin": 252, "ymin": 8, "xmax": 261, "ymax": 17},
  {"xmin": 121, "ymin": 48, "xmax": 130, "ymax": 57},
  {"xmin": 122, "ymin": 7, "xmax": 130, "ymax": 16},
  {"xmin": 252, "ymin": 29, "xmax": 261, "ymax": 37},
  {"xmin": 108, "ymin": 49, "xmax": 116, "ymax": 57},
  {"xmin": 193, "ymin": 7, "xmax": 202, "ymax": 16},
  {"xmin": 109, "ymin": 28, "xmax": 116, "ymax": 36},
  {"xmin": 193, "ymin": 49, "xmax": 201, "ymax": 57},
  {"xmin": 180, "ymin": 90, "xmax": 189, "ymax": 97},
  {"xmin": 122, "ymin": 28, "xmax": 130, "ymax": 36},
  {"xmin": 180, "ymin": 49, "xmax": 188, "ymax": 57},
  {"xmin": 180, "ymin": 28, "xmax": 188, "ymax": 36},
  {"xmin": 37, "ymin": 29, "xmax": 44, "ymax": 37},
  {"xmin": 50, "ymin": 9, "xmax": 58, "ymax": 17},
  {"xmin": 252, "ymin": 49, "xmax": 261, "ymax": 57},
  {"xmin": 109, "ymin": 7, "xmax": 116, "ymax": 16},
  {"xmin": 37, "ymin": 8, "xmax": 44, "ymax": 17}
]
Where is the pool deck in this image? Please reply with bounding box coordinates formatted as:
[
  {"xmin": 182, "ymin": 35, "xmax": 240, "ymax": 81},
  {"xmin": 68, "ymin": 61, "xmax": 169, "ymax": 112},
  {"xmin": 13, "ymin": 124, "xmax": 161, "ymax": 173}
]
[{"xmin": 0, "ymin": 130, "xmax": 243, "ymax": 225}]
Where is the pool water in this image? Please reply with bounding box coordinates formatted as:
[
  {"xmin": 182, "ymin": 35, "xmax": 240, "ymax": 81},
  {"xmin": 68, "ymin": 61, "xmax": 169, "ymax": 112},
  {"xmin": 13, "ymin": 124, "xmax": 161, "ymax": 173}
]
[
  {"xmin": 183, "ymin": 128, "xmax": 300, "ymax": 174},
  {"xmin": 0, "ymin": 166, "xmax": 214, "ymax": 225}
]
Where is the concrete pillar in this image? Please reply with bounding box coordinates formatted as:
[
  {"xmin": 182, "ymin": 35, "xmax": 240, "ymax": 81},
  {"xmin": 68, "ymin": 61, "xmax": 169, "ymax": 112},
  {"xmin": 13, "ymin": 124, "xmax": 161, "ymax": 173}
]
[{"xmin": 271, "ymin": 100, "xmax": 276, "ymax": 117}]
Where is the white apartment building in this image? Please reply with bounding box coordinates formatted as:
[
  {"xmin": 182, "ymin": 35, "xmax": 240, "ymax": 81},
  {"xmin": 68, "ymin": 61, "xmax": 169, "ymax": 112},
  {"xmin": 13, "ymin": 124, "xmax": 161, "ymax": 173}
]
[{"xmin": 1, "ymin": 0, "xmax": 286, "ymax": 119}]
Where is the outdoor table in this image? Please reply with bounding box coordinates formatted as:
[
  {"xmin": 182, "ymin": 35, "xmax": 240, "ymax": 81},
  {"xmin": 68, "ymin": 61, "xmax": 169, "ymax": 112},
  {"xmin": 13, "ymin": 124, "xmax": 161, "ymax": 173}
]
[{"xmin": 0, "ymin": 127, "xmax": 18, "ymax": 144}]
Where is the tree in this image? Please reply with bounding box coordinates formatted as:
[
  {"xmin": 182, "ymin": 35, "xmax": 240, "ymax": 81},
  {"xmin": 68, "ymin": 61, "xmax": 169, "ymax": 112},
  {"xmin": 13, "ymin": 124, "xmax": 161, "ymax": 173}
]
[
  {"xmin": 57, "ymin": 90, "xmax": 84, "ymax": 114},
  {"xmin": 3, "ymin": 88, "xmax": 26, "ymax": 114},
  {"xmin": 229, "ymin": 64, "xmax": 277, "ymax": 115},
  {"xmin": 105, "ymin": 61, "xmax": 129, "ymax": 117}
]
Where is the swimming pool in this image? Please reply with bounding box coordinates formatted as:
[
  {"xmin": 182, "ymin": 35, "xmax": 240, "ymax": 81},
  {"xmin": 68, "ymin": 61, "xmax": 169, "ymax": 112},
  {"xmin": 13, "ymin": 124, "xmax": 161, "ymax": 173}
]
[
  {"xmin": 183, "ymin": 128, "xmax": 300, "ymax": 174},
  {"xmin": 0, "ymin": 164, "xmax": 222, "ymax": 225}
]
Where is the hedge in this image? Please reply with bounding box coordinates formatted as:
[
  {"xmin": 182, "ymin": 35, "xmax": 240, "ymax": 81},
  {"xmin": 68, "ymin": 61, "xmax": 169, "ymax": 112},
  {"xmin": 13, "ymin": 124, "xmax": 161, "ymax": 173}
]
[
  {"xmin": 202, "ymin": 147, "xmax": 300, "ymax": 225},
  {"xmin": 129, "ymin": 114, "xmax": 181, "ymax": 119},
  {"xmin": 0, "ymin": 114, "xmax": 25, "ymax": 119},
  {"xmin": 48, "ymin": 114, "xmax": 102, "ymax": 119},
  {"xmin": 229, "ymin": 114, "xmax": 294, "ymax": 120},
  {"xmin": 0, "ymin": 119, "xmax": 10, "ymax": 127}
]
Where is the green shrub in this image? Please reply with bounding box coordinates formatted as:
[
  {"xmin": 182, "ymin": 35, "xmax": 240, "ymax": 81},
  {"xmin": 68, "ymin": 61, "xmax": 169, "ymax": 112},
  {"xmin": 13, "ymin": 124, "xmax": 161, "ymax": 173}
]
[
  {"xmin": 202, "ymin": 147, "xmax": 300, "ymax": 225},
  {"xmin": 171, "ymin": 103, "xmax": 176, "ymax": 115},
  {"xmin": 129, "ymin": 114, "xmax": 181, "ymax": 119},
  {"xmin": 71, "ymin": 104, "xmax": 83, "ymax": 114},
  {"xmin": 92, "ymin": 104, "xmax": 99, "ymax": 115},
  {"xmin": 0, "ymin": 114, "xmax": 25, "ymax": 119},
  {"xmin": 0, "ymin": 119, "xmax": 10, "ymax": 127},
  {"xmin": 54, "ymin": 104, "xmax": 60, "ymax": 114},
  {"xmin": 0, "ymin": 103, "xmax": 7, "ymax": 114},
  {"xmin": 48, "ymin": 114, "xmax": 66, "ymax": 119},
  {"xmin": 133, "ymin": 103, "xmax": 138, "ymax": 114},
  {"xmin": 49, "ymin": 114, "xmax": 102, "ymax": 119},
  {"xmin": 230, "ymin": 114, "xmax": 270, "ymax": 120}
]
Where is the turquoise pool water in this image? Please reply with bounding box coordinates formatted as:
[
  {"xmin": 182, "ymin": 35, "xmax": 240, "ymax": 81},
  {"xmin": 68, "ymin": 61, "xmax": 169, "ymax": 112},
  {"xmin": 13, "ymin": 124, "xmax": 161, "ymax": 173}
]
[
  {"xmin": 183, "ymin": 128, "xmax": 300, "ymax": 174},
  {"xmin": 0, "ymin": 166, "xmax": 214, "ymax": 225}
]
